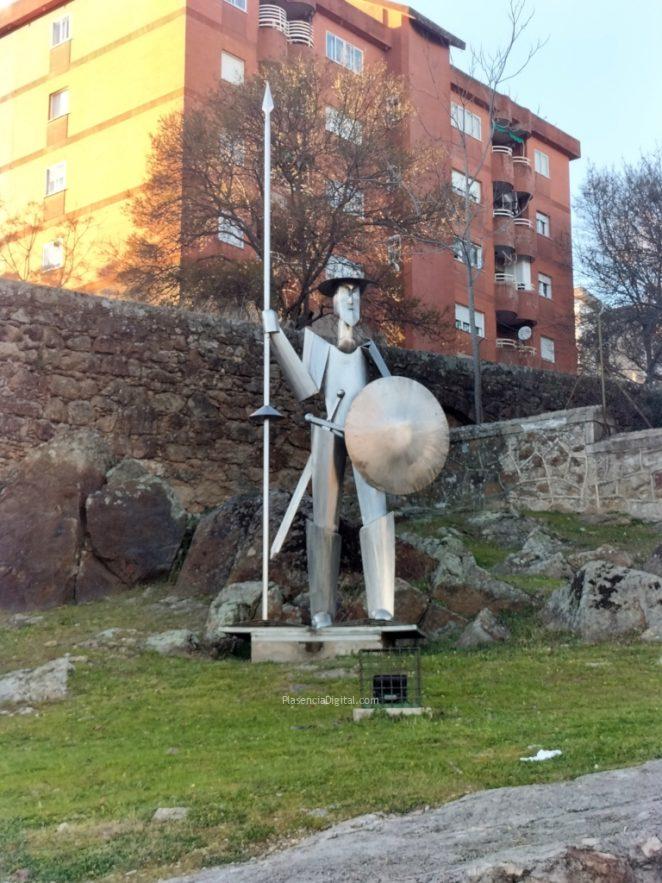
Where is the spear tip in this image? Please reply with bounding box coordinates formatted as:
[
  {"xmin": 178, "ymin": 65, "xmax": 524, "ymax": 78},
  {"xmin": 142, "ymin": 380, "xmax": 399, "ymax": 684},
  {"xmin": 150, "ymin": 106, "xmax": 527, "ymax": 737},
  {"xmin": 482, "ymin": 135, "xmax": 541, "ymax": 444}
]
[{"xmin": 262, "ymin": 82, "xmax": 274, "ymax": 114}]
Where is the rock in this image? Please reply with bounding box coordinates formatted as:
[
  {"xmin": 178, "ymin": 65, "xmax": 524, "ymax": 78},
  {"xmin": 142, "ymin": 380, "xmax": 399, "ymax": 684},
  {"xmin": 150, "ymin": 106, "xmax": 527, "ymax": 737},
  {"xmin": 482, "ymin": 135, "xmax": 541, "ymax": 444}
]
[
  {"xmin": 0, "ymin": 656, "xmax": 73, "ymax": 705},
  {"xmin": 157, "ymin": 760, "xmax": 662, "ymax": 883},
  {"xmin": 643, "ymin": 543, "xmax": 662, "ymax": 578},
  {"xmin": 75, "ymin": 548, "xmax": 126, "ymax": 602},
  {"xmin": 398, "ymin": 530, "xmax": 531, "ymax": 617},
  {"xmin": 152, "ymin": 807, "xmax": 188, "ymax": 823},
  {"xmin": 0, "ymin": 431, "xmax": 113, "ymax": 610},
  {"xmin": 418, "ymin": 602, "xmax": 466, "ymax": 639},
  {"xmin": 567, "ymin": 545, "xmax": 634, "ymax": 571},
  {"xmin": 79, "ymin": 627, "xmax": 140, "ymax": 650},
  {"xmin": 545, "ymin": 560, "xmax": 662, "ymax": 641},
  {"xmin": 7, "ymin": 613, "xmax": 44, "ymax": 628},
  {"xmin": 465, "ymin": 510, "xmax": 538, "ymax": 549},
  {"xmin": 86, "ymin": 468, "xmax": 187, "ymax": 586},
  {"xmin": 176, "ymin": 491, "xmax": 310, "ymax": 598},
  {"xmin": 145, "ymin": 630, "xmax": 199, "ymax": 655},
  {"xmin": 640, "ymin": 626, "xmax": 662, "ymax": 643},
  {"xmin": 393, "ymin": 578, "xmax": 428, "ymax": 624},
  {"xmin": 498, "ymin": 527, "xmax": 572, "ymax": 579},
  {"xmin": 205, "ymin": 581, "xmax": 283, "ymax": 645},
  {"xmin": 457, "ymin": 609, "xmax": 511, "ymax": 649}
]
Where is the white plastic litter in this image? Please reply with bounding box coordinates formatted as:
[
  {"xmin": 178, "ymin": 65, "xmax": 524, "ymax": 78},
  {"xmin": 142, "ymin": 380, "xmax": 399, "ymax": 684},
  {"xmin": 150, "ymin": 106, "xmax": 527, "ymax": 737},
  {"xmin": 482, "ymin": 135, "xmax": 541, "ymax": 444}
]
[{"xmin": 520, "ymin": 749, "xmax": 563, "ymax": 762}]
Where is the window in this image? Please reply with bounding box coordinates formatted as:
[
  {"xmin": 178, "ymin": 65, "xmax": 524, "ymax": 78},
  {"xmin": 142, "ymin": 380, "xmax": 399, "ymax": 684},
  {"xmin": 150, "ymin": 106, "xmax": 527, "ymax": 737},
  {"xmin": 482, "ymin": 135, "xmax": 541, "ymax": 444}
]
[
  {"xmin": 326, "ymin": 181, "xmax": 364, "ymax": 216},
  {"xmin": 387, "ymin": 234, "xmax": 402, "ymax": 270},
  {"xmin": 534, "ymin": 149, "xmax": 550, "ymax": 177},
  {"xmin": 536, "ymin": 211, "xmax": 550, "ymax": 237},
  {"xmin": 48, "ymin": 89, "xmax": 69, "ymax": 121},
  {"xmin": 218, "ymin": 217, "xmax": 244, "ymax": 248},
  {"xmin": 450, "ymin": 102, "xmax": 482, "ymax": 141},
  {"xmin": 453, "ymin": 237, "xmax": 483, "ymax": 269},
  {"xmin": 224, "ymin": 0, "xmax": 247, "ymax": 10},
  {"xmin": 41, "ymin": 240, "xmax": 64, "ymax": 271},
  {"xmin": 326, "ymin": 255, "xmax": 362, "ymax": 278},
  {"xmin": 451, "ymin": 169, "xmax": 481, "ymax": 202},
  {"xmin": 326, "ymin": 32, "xmax": 363, "ymax": 73},
  {"xmin": 51, "ymin": 14, "xmax": 70, "ymax": 48},
  {"xmin": 540, "ymin": 336, "xmax": 555, "ymax": 362},
  {"xmin": 515, "ymin": 257, "xmax": 532, "ymax": 291},
  {"xmin": 538, "ymin": 272, "xmax": 553, "ymax": 299},
  {"xmin": 455, "ymin": 303, "xmax": 485, "ymax": 338},
  {"xmin": 325, "ymin": 107, "xmax": 363, "ymax": 143},
  {"xmin": 221, "ymin": 52, "xmax": 245, "ymax": 85},
  {"xmin": 45, "ymin": 161, "xmax": 66, "ymax": 196}
]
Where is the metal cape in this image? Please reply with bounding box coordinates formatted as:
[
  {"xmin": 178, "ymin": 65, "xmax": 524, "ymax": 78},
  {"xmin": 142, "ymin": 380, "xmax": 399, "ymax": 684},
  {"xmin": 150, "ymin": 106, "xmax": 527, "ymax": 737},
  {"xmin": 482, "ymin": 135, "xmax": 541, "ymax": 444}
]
[{"xmin": 344, "ymin": 376, "xmax": 449, "ymax": 495}]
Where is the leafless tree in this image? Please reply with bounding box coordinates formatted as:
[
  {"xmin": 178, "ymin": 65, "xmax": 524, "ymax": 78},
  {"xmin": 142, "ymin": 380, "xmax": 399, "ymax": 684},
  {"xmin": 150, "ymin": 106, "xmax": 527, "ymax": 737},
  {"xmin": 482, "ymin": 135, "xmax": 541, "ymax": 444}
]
[
  {"xmin": 576, "ymin": 152, "xmax": 662, "ymax": 385},
  {"xmin": 412, "ymin": 0, "xmax": 546, "ymax": 421},
  {"xmin": 118, "ymin": 57, "xmax": 456, "ymax": 345},
  {"xmin": 0, "ymin": 201, "xmax": 97, "ymax": 289}
]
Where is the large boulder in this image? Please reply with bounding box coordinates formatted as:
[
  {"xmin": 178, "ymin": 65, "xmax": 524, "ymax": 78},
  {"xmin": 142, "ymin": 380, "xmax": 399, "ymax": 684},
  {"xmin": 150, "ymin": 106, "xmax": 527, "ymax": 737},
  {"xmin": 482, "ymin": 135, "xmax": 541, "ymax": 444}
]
[
  {"xmin": 204, "ymin": 581, "xmax": 284, "ymax": 645},
  {"xmin": 86, "ymin": 461, "xmax": 187, "ymax": 585},
  {"xmin": 394, "ymin": 578, "xmax": 429, "ymax": 623},
  {"xmin": 397, "ymin": 529, "xmax": 531, "ymax": 617},
  {"xmin": 465, "ymin": 510, "xmax": 538, "ymax": 549},
  {"xmin": 545, "ymin": 559, "xmax": 662, "ymax": 641},
  {"xmin": 643, "ymin": 543, "xmax": 662, "ymax": 578},
  {"xmin": 176, "ymin": 491, "xmax": 309, "ymax": 597},
  {"xmin": 0, "ymin": 432, "xmax": 113, "ymax": 610}
]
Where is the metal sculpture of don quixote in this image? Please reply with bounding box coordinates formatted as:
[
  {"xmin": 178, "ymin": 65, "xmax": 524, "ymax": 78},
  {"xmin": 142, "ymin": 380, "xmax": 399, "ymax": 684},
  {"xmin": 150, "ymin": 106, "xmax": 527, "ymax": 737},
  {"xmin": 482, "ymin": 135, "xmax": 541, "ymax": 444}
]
[{"xmin": 252, "ymin": 83, "xmax": 450, "ymax": 635}]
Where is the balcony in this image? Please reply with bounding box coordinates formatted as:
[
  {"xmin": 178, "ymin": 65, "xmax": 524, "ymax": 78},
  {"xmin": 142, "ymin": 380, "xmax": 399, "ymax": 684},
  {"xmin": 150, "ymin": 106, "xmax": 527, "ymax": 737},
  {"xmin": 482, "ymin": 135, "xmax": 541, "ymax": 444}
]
[
  {"xmin": 491, "ymin": 145, "xmax": 514, "ymax": 186},
  {"xmin": 514, "ymin": 217, "xmax": 537, "ymax": 258},
  {"xmin": 259, "ymin": 4, "xmax": 314, "ymax": 46},
  {"xmin": 496, "ymin": 338, "xmax": 536, "ymax": 355},
  {"xmin": 493, "ymin": 207, "xmax": 515, "ymax": 251},
  {"xmin": 513, "ymin": 155, "xmax": 534, "ymax": 196},
  {"xmin": 517, "ymin": 286, "xmax": 539, "ymax": 322},
  {"xmin": 494, "ymin": 272, "xmax": 518, "ymax": 317}
]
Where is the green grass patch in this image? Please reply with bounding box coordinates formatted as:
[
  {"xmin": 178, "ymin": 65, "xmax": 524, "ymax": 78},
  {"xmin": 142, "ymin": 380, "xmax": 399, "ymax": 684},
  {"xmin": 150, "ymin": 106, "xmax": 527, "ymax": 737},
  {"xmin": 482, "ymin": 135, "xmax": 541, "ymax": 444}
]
[
  {"xmin": 525, "ymin": 511, "xmax": 661, "ymax": 563},
  {"xmin": 1, "ymin": 595, "xmax": 661, "ymax": 882}
]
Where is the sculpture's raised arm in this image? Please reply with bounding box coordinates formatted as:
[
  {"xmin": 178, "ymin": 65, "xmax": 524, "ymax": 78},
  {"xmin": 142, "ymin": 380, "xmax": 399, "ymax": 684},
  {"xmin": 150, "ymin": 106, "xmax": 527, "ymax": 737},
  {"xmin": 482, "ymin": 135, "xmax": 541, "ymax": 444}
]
[{"xmin": 262, "ymin": 308, "xmax": 318, "ymax": 401}]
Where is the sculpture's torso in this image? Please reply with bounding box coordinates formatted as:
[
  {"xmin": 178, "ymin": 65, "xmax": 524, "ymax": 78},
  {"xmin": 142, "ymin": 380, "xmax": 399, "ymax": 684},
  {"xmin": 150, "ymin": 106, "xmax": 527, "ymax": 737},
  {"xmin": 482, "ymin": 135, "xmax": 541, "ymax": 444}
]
[{"xmin": 302, "ymin": 328, "xmax": 368, "ymax": 427}]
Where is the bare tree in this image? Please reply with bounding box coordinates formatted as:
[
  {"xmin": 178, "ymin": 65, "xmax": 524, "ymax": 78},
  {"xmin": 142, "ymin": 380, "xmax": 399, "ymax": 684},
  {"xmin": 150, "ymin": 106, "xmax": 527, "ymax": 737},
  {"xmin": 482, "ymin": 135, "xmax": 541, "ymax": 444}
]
[
  {"xmin": 118, "ymin": 57, "xmax": 456, "ymax": 344},
  {"xmin": 412, "ymin": 0, "xmax": 545, "ymax": 422},
  {"xmin": 0, "ymin": 201, "xmax": 97, "ymax": 289},
  {"xmin": 576, "ymin": 152, "xmax": 662, "ymax": 385}
]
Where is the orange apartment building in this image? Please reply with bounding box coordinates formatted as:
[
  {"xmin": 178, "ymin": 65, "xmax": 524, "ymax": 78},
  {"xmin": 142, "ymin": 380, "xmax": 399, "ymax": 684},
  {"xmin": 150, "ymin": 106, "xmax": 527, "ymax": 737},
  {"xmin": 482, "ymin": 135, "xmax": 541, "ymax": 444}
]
[{"xmin": 0, "ymin": 0, "xmax": 581, "ymax": 372}]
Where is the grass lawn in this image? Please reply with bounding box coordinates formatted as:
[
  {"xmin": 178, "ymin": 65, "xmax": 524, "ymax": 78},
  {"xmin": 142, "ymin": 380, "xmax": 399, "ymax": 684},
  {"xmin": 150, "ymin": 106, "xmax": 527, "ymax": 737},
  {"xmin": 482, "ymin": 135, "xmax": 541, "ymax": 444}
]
[{"xmin": 1, "ymin": 586, "xmax": 661, "ymax": 883}]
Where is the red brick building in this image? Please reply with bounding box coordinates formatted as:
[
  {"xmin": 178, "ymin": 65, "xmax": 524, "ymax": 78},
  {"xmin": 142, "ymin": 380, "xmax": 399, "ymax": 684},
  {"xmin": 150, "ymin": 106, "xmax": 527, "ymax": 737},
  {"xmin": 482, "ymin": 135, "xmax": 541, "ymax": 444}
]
[{"xmin": 1, "ymin": 0, "xmax": 581, "ymax": 372}]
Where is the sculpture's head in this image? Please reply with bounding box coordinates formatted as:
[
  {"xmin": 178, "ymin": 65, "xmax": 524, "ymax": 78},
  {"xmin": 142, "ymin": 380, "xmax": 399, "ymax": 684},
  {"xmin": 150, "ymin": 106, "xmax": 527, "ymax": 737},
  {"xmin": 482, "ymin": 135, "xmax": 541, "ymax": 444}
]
[{"xmin": 333, "ymin": 282, "xmax": 361, "ymax": 327}]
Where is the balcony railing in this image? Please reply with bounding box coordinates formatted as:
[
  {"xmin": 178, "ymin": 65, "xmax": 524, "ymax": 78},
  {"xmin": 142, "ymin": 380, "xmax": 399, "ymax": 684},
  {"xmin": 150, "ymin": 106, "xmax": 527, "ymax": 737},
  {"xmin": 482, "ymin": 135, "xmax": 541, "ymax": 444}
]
[
  {"xmin": 259, "ymin": 4, "xmax": 287, "ymax": 31},
  {"xmin": 512, "ymin": 156, "xmax": 531, "ymax": 167},
  {"xmin": 492, "ymin": 145, "xmax": 513, "ymax": 156},
  {"xmin": 259, "ymin": 5, "xmax": 314, "ymax": 46},
  {"xmin": 514, "ymin": 217, "xmax": 532, "ymax": 228},
  {"xmin": 496, "ymin": 338, "xmax": 536, "ymax": 354},
  {"xmin": 495, "ymin": 272, "xmax": 515, "ymax": 284},
  {"xmin": 493, "ymin": 207, "xmax": 515, "ymax": 218},
  {"xmin": 287, "ymin": 20, "xmax": 314, "ymax": 46}
]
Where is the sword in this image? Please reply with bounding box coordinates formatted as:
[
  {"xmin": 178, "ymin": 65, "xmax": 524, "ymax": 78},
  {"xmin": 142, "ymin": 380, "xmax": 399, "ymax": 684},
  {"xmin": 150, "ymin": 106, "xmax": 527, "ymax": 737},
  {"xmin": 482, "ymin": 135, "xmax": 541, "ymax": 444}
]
[{"xmin": 270, "ymin": 390, "xmax": 345, "ymax": 558}]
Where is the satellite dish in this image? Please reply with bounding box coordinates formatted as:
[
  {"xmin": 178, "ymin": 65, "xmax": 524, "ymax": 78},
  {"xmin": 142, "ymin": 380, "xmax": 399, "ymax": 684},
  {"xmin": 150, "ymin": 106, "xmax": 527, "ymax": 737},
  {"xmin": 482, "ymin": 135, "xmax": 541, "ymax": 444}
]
[{"xmin": 518, "ymin": 325, "xmax": 532, "ymax": 342}]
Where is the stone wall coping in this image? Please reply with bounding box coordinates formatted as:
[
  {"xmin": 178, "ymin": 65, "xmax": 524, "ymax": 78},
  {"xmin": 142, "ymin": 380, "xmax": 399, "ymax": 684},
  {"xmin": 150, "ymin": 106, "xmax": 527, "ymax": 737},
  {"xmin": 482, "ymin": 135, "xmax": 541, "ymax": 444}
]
[
  {"xmin": 449, "ymin": 405, "xmax": 608, "ymax": 444},
  {"xmin": 587, "ymin": 426, "xmax": 662, "ymax": 455}
]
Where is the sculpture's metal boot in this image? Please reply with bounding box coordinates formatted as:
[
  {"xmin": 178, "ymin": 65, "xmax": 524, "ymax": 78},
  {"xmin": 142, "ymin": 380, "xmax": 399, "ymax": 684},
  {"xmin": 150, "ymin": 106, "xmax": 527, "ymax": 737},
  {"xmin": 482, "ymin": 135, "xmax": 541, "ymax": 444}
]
[
  {"xmin": 307, "ymin": 520, "xmax": 341, "ymax": 628},
  {"xmin": 359, "ymin": 512, "xmax": 395, "ymax": 621}
]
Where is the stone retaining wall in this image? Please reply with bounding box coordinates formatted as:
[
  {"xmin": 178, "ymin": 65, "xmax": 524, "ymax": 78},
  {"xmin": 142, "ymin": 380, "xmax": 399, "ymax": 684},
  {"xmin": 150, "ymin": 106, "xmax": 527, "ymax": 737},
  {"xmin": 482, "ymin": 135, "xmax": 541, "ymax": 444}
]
[
  {"xmin": 428, "ymin": 405, "xmax": 662, "ymax": 521},
  {"xmin": 1, "ymin": 279, "xmax": 661, "ymax": 512}
]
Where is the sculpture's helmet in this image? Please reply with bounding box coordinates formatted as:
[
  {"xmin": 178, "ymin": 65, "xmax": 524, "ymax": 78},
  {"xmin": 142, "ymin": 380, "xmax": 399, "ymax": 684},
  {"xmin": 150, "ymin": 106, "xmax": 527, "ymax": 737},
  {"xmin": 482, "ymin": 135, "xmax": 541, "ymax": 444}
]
[{"xmin": 317, "ymin": 276, "xmax": 376, "ymax": 328}]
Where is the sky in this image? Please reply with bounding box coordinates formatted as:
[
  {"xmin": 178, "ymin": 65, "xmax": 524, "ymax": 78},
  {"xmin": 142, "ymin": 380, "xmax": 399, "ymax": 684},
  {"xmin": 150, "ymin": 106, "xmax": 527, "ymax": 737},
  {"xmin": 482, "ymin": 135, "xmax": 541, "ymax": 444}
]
[{"xmin": 414, "ymin": 0, "xmax": 662, "ymax": 204}]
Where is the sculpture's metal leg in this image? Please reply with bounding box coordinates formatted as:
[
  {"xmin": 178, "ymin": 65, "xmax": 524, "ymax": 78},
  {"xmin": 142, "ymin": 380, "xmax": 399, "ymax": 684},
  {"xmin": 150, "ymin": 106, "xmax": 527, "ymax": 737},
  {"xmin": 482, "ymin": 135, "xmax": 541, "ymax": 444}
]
[
  {"xmin": 353, "ymin": 467, "xmax": 394, "ymax": 621},
  {"xmin": 309, "ymin": 426, "xmax": 346, "ymax": 628}
]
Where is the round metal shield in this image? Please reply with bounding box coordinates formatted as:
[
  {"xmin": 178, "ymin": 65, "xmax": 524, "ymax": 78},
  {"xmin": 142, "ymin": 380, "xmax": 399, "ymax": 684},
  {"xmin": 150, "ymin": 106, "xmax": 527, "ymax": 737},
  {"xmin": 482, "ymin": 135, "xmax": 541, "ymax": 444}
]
[{"xmin": 345, "ymin": 376, "xmax": 449, "ymax": 495}]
